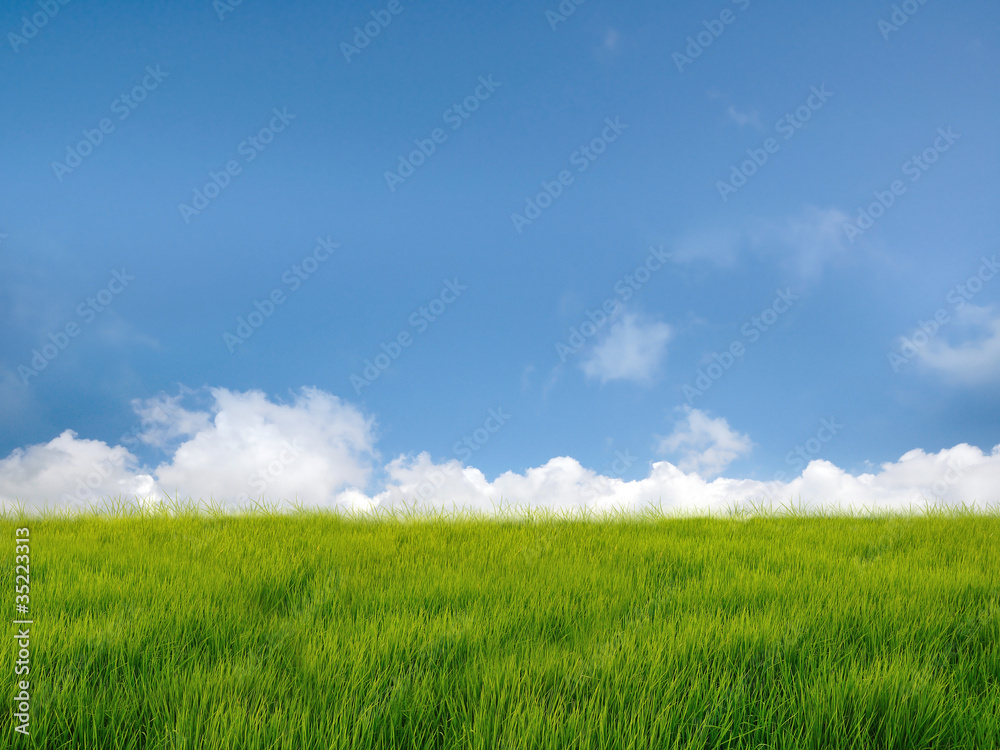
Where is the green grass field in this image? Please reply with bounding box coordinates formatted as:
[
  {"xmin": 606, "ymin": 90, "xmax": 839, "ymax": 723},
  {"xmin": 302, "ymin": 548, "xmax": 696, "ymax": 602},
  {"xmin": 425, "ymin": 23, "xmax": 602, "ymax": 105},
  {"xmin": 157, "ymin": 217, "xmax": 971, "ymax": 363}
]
[{"xmin": 2, "ymin": 499, "xmax": 998, "ymax": 749}]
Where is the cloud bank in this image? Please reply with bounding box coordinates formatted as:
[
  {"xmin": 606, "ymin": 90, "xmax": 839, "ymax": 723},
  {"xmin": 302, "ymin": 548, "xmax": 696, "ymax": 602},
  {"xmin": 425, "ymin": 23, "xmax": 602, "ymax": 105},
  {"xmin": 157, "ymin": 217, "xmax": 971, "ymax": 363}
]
[{"xmin": 1, "ymin": 387, "xmax": 998, "ymax": 516}]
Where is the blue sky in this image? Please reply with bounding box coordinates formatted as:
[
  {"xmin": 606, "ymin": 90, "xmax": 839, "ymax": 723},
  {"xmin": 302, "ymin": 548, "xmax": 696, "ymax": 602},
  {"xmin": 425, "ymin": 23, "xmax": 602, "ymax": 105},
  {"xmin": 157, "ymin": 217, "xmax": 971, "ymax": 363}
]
[{"xmin": 2, "ymin": 0, "xmax": 999, "ymax": 514}]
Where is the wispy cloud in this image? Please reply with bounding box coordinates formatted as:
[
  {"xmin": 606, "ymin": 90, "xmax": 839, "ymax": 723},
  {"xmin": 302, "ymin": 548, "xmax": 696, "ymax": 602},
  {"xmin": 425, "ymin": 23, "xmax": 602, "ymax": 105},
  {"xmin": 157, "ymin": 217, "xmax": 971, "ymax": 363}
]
[
  {"xmin": 673, "ymin": 227, "xmax": 742, "ymax": 267},
  {"xmin": 581, "ymin": 313, "xmax": 672, "ymax": 385},
  {"xmin": 520, "ymin": 364, "xmax": 536, "ymax": 392},
  {"xmin": 0, "ymin": 366, "xmax": 32, "ymax": 420},
  {"xmin": 727, "ymin": 105, "xmax": 763, "ymax": 130},
  {"xmin": 916, "ymin": 305, "xmax": 1000, "ymax": 385},
  {"xmin": 603, "ymin": 28, "xmax": 620, "ymax": 52},
  {"xmin": 673, "ymin": 206, "xmax": 853, "ymax": 280},
  {"xmin": 749, "ymin": 206, "xmax": 853, "ymax": 279}
]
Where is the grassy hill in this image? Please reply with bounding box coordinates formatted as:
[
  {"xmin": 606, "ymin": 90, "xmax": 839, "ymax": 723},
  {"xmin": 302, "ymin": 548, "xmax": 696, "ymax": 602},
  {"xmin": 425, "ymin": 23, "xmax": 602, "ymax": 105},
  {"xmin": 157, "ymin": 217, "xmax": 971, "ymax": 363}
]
[{"xmin": 2, "ymin": 500, "xmax": 998, "ymax": 749}]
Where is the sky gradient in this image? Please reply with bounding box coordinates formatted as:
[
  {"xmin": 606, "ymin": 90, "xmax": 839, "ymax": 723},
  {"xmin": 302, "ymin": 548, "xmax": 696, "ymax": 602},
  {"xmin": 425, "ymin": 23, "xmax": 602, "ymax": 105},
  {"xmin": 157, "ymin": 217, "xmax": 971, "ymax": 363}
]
[{"xmin": 2, "ymin": 0, "xmax": 999, "ymax": 514}]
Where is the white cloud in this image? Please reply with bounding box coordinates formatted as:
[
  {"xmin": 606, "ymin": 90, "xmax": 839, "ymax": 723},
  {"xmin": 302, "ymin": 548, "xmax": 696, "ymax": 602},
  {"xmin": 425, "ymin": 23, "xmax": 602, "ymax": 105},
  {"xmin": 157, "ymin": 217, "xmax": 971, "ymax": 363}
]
[
  {"xmin": 673, "ymin": 206, "xmax": 852, "ymax": 279},
  {"xmin": 0, "ymin": 387, "xmax": 377, "ymax": 513},
  {"xmin": 655, "ymin": 407, "xmax": 752, "ymax": 478},
  {"xmin": 370, "ymin": 442, "xmax": 1000, "ymax": 516},
  {"xmin": 152, "ymin": 387, "xmax": 378, "ymax": 506},
  {"xmin": 360, "ymin": 441, "xmax": 1000, "ymax": 517},
  {"xmin": 916, "ymin": 305, "xmax": 1000, "ymax": 385},
  {"xmin": 748, "ymin": 206, "xmax": 853, "ymax": 279},
  {"xmin": 0, "ymin": 430, "xmax": 155, "ymax": 514},
  {"xmin": 1, "ymin": 387, "xmax": 999, "ymax": 516},
  {"xmin": 129, "ymin": 387, "xmax": 212, "ymax": 449},
  {"xmin": 581, "ymin": 313, "xmax": 672, "ymax": 385}
]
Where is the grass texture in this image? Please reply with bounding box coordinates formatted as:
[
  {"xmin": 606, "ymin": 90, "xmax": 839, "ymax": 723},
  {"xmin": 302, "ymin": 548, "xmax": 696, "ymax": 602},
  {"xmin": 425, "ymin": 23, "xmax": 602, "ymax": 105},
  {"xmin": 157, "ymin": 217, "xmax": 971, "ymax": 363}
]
[{"xmin": 1, "ymin": 498, "xmax": 998, "ymax": 749}]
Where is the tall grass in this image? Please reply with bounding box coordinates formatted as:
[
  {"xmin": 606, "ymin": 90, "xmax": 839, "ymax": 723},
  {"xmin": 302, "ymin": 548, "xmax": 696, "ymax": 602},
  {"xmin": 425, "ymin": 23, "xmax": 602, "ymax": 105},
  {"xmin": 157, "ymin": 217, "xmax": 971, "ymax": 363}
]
[{"xmin": 1, "ymin": 497, "xmax": 998, "ymax": 749}]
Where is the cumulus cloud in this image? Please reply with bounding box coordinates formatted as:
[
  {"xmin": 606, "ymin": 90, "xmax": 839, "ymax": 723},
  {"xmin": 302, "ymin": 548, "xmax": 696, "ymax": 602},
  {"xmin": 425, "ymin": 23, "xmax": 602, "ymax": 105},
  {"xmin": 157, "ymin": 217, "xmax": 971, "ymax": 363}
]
[
  {"xmin": 1, "ymin": 386, "xmax": 999, "ymax": 516},
  {"xmin": 0, "ymin": 387, "xmax": 377, "ymax": 513},
  {"xmin": 368, "ymin": 442, "xmax": 1000, "ymax": 517},
  {"xmin": 0, "ymin": 430, "xmax": 155, "ymax": 513},
  {"xmin": 916, "ymin": 305, "xmax": 1000, "ymax": 385},
  {"xmin": 581, "ymin": 313, "xmax": 672, "ymax": 385},
  {"xmin": 152, "ymin": 387, "xmax": 377, "ymax": 506},
  {"xmin": 655, "ymin": 407, "xmax": 753, "ymax": 478}
]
